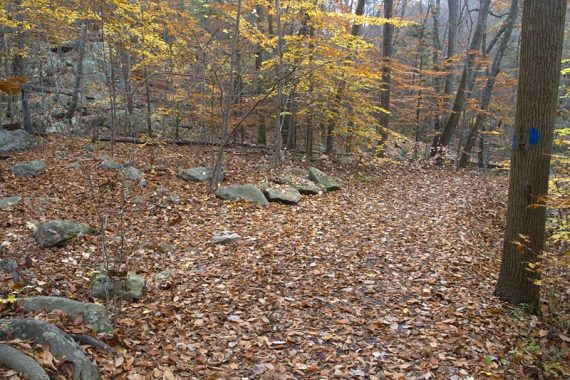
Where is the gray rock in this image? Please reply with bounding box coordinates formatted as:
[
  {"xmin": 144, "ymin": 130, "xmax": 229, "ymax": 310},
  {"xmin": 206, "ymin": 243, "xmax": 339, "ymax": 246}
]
[
  {"xmin": 308, "ymin": 167, "xmax": 341, "ymax": 191},
  {"xmin": 91, "ymin": 272, "xmax": 146, "ymax": 302},
  {"xmin": 81, "ymin": 144, "xmax": 95, "ymax": 152},
  {"xmin": 152, "ymin": 271, "xmax": 171, "ymax": 282},
  {"xmin": 100, "ymin": 160, "xmax": 122, "ymax": 170},
  {"xmin": 177, "ymin": 166, "xmax": 219, "ymax": 182},
  {"xmin": 19, "ymin": 296, "xmax": 113, "ymax": 334},
  {"xmin": 131, "ymin": 195, "xmax": 144, "ymax": 204},
  {"xmin": 168, "ymin": 193, "xmax": 181, "ymax": 204},
  {"xmin": 139, "ymin": 178, "xmax": 147, "ymax": 188},
  {"xmin": 159, "ymin": 243, "xmax": 176, "ymax": 253},
  {"xmin": 67, "ymin": 162, "xmax": 82, "ymax": 169},
  {"xmin": 264, "ymin": 187, "xmax": 301, "ymax": 205},
  {"xmin": 286, "ymin": 168, "xmax": 309, "ymax": 178},
  {"xmin": 0, "ymin": 196, "xmax": 22, "ymax": 209},
  {"xmin": 215, "ymin": 185, "xmax": 269, "ymax": 206},
  {"xmin": 212, "ymin": 231, "xmax": 241, "ymax": 245},
  {"xmin": 10, "ymin": 160, "xmax": 46, "ymax": 177},
  {"xmin": 33, "ymin": 220, "xmax": 94, "ymax": 248},
  {"xmin": 0, "ymin": 129, "xmax": 38, "ymax": 154},
  {"xmin": 1, "ymin": 318, "xmax": 100, "ymax": 380},
  {"xmin": 293, "ymin": 182, "xmax": 324, "ymax": 195},
  {"xmin": 121, "ymin": 166, "xmax": 143, "ymax": 180}
]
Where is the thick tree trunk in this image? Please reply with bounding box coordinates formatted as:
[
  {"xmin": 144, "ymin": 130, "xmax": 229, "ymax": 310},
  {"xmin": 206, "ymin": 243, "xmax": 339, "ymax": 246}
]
[
  {"xmin": 66, "ymin": 23, "xmax": 88, "ymax": 122},
  {"xmin": 494, "ymin": 0, "xmax": 566, "ymax": 314},
  {"xmin": 460, "ymin": 0, "xmax": 518, "ymax": 168},
  {"xmin": 432, "ymin": 0, "xmax": 490, "ymax": 156}
]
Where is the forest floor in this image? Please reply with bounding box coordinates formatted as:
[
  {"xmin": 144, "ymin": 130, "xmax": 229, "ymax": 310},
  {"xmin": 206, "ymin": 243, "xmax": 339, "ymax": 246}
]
[{"xmin": 0, "ymin": 136, "xmax": 569, "ymax": 379}]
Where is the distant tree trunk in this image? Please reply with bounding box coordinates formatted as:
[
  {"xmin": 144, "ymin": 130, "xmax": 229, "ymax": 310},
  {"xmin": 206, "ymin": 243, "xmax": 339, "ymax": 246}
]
[
  {"xmin": 13, "ymin": 0, "xmax": 31, "ymax": 133},
  {"xmin": 143, "ymin": 68, "xmax": 152, "ymax": 136},
  {"xmin": 460, "ymin": 0, "xmax": 518, "ymax": 168},
  {"xmin": 255, "ymin": 4, "xmax": 266, "ymax": 146},
  {"xmin": 432, "ymin": 0, "xmax": 490, "ymax": 156},
  {"xmin": 378, "ymin": 0, "xmax": 394, "ymax": 151},
  {"xmin": 273, "ymin": 0, "xmax": 284, "ymax": 167},
  {"xmin": 443, "ymin": 0, "xmax": 459, "ymax": 103},
  {"xmin": 66, "ymin": 23, "xmax": 88, "ymax": 123},
  {"xmin": 210, "ymin": 0, "xmax": 242, "ymax": 191},
  {"xmin": 494, "ymin": 0, "xmax": 566, "ymax": 314}
]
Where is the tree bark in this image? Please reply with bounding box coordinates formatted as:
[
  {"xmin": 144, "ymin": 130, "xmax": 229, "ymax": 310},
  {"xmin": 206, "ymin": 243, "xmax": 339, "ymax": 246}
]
[
  {"xmin": 66, "ymin": 23, "xmax": 88, "ymax": 122},
  {"xmin": 378, "ymin": 0, "xmax": 394, "ymax": 150},
  {"xmin": 494, "ymin": 0, "xmax": 566, "ymax": 314},
  {"xmin": 459, "ymin": 0, "xmax": 518, "ymax": 168},
  {"xmin": 443, "ymin": 0, "xmax": 459, "ymax": 102},
  {"xmin": 432, "ymin": 0, "xmax": 490, "ymax": 156}
]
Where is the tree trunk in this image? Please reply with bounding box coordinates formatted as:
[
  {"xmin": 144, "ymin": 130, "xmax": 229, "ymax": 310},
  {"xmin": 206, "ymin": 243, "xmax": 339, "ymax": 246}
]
[
  {"xmin": 494, "ymin": 0, "xmax": 566, "ymax": 314},
  {"xmin": 460, "ymin": 0, "xmax": 518, "ymax": 168},
  {"xmin": 378, "ymin": 0, "xmax": 394, "ymax": 150},
  {"xmin": 432, "ymin": 0, "xmax": 490, "ymax": 156},
  {"xmin": 210, "ymin": 0, "xmax": 242, "ymax": 190},
  {"xmin": 66, "ymin": 23, "xmax": 88, "ymax": 122},
  {"xmin": 255, "ymin": 4, "xmax": 266, "ymax": 146},
  {"xmin": 273, "ymin": 0, "xmax": 284, "ymax": 167},
  {"xmin": 443, "ymin": 0, "xmax": 459, "ymax": 103}
]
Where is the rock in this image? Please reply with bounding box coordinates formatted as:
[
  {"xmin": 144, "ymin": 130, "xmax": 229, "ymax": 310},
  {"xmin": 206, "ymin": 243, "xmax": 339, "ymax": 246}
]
[
  {"xmin": 312, "ymin": 143, "xmax": 326, "ymax": 153},
  {"xmin": 91, "ymin": 272, "xmax": 146, "ymax": 302},
  {"xmin": 212, "ymin": 231, "xmax": 241, "ymax": 245},
  {"xmin": 293, "ymin": 182, "xmax": 324, "ymax": 195},
  {"xmin": 100, "ymin": 160, "xmax": 122, "ymax": 170},
  {"xmin": 152, "ymin": 271, "xmax": 171, "ymax": 282},
  {"xmin": 168, "ymin": 193, "xmax": 181, "ymax": 204},
  {"xmin": 139, "ymin": 178, "xmax": 147, "ymax": 188},
  {"xmin": 159, "ymin": 243, "xmax": 175, "ymax": 253},
  {"xmin": 10, "ymin": 160, "xmax": 46, "ymax": 177},
  {"xmin": 19, "ymin": 296, "xmax": 113, "ymax": 334},
  {"xmin": 121, "ymin": 166, "xmax": 143, "ymax": 180},
  {"xmin": 33, "ymin": 220, "xmax": 95, "ymax": 248},
  {"xmin": 81, "ymin": 144, "xmax": 95, "ymax": 152},
  {"xmin": 0, "ymin": 129, "xmax": 38, "ymax": 154},
  {"xmin": 131, "ymin": 195, "xmax": 144, "ymax": 204},
  {"xmin": 177, "ymin": 166, "xmax": 219, "ymax": 182},
  {"xmin": 0, "ymin": 318, "xmax": 100, "ymax": 380},
  {"xmin": 68, "ymin": 162, "xmax": 82, "ymax": 169},
  {"xmin": 333, "ymin": 155, "xmax": 353, "ymax": 166},
  {"xmin": 0, "ymin": 196, "xmax": 22, "ymax": 209},
  {"xmin": 286, "ymin": 168, "xmax": 309, "ymax": 178},
  {"xmin": 264, "ymin": 187, "xmax": 301, "ymax": 205},
  {"xmin": 215, "ymin": 185, "xmax": 269, "ymax": 206},
  {"xmin": 308, "ymin": 167, "xmax": 341, "ymax": 191}
]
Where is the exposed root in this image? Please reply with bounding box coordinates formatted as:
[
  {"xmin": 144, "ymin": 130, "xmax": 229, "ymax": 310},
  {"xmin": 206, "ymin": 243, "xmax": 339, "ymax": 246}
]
[{"xmin": 0, "ymin": 343, "xmax": 50, "ymax": 380}]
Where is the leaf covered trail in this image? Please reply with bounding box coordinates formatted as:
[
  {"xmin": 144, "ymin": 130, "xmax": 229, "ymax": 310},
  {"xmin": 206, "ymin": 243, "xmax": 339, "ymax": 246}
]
[{"xmin": 0, "ymin": 138, "xmax": 543, "ymax": 379}]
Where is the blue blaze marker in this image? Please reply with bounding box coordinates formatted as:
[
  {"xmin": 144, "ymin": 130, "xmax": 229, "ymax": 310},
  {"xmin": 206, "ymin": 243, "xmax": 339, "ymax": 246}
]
[
  {"xmin": 529, "ymin": 128, "xmax": 540, "ymax": 145},
  {"xmin": 512, "ymin": 134, "xmax": 517, "ymax": 150}
]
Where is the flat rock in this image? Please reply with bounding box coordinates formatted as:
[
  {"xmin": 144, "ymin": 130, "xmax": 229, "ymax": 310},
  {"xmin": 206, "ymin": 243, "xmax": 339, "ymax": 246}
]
[
  {"xmin": 212, "ymin": 231, "xmax": 241, "ymax": 245},
  {"xmin": 308, "ymin": 167, "xmax": 341, "ymax": 191},
  {"xmin": 293, "ymin": 182, "xmax": 324, "ymax": 195},
  {"xmin": 0, "ymin": 129, "xmax": 38, "ymax": 154},
  {"xmin": 264, "ymin": 187, "xmax": 301, "ymax": 205},
  {"xmin": 19, "ymin": 296, "xmax": 113, "ymax": 333},
  {"xmin": 121, "ymin": 166, "xmax": 143, "ymax": 180},
  {"xmin": 10, "ymin": 160, "xmax": 46, "ymax": 177},
  {"xmin": 177, "ymin": 166, "xmax": 218, "ymax": 182},
  {"xmin": 215, "ymin": 185, "xmax": 269, "ymax": 206},
  {"xmin": 0, "ymin": 196, "xmax": 22, "ymax": 209},
  {"xmin": 33, "ymin": 220, "xmax": 95, "ymax": 248},
  {"xmin": 100, "ymin": 160, "xmax": 122, "ymax": 170}
]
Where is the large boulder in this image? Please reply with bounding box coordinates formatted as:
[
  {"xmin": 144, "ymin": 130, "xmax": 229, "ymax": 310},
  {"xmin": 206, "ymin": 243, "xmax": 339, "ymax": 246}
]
[
  {"xmin": 177, "ymin": 166, "xmax": 219, "ymax": 182},
  {"xmin": 0, "ymin": 129, "xmax": 38, "ymax": 155},
  {"xmin": 91, "ymin": 272, "xmax": 146, "ymax": 302},
  {"xmin": 33, "ymin": 220, "xmax": 95, "ymax": 248},
  {"xmin": 264, "ymin": 187, "xmax": 301, "ymax": 205},
  {"xmin": 215, "ymin": 185, "xmax": 269, "ymax": 206},
  {"xmin": 0, "ymin": 196, "xmax": 22, "ymax": 209},
  {"xmin": 18, "ymin": 296, "xmax": 113, "ymax": 334},
  {"xmin": 10, "ymin": 160, "xmax": 46, "ymax": 177},
  {"xmin": 308, "ymin": 167, "xmax": 341, "ymax": 191}
]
